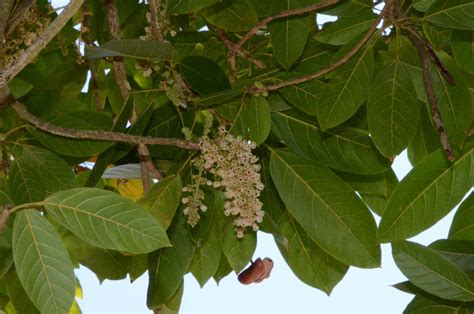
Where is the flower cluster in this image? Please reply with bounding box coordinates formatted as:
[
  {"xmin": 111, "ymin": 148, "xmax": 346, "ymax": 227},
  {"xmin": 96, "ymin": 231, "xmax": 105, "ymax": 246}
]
[
  {"xmin": 5, "ymin": 7, "xmax": 50, "ymax": 64},
  {"xmin": 182, "ymin": 127, "xmax": 264, "ymax": 237}
]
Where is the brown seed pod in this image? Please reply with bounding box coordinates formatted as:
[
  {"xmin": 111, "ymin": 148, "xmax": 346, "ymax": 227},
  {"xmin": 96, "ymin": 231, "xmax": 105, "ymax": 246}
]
[{"xmin": 238, "ymin": 257, "xmax": 274, "ymax": 285}]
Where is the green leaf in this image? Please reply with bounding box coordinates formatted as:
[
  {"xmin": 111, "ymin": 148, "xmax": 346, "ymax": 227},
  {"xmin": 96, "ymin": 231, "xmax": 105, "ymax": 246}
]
[
  {"xmin": 452, "ymin": 31, "xmax": 474, "ymax": 75},
  {"xmin": 412, "ymin": 0, "xmax": 436, "ymax": 12},
  {"xmin": 449, "ymin": 193, "xmax": 474, "ymax": 241},
  {"xmin": 13, "ymin": 145, "xmax": 77, "ymax": 192},
  {"xmin": 431, "ymin": 53, "xmax": 471, "ymax": 146},
  {"xmin": 430, "ymin": 239, "xmax": 474, "ymax": 278},
  {"xmin": 167, "ymin": 0, "xmax": 219, "ymax": 14},
  {"xmin": 62, "ymin": 231, "xmax": 131, "ymax": 282},
  {"xmin": 202, "ymin": 0, "xmax": 258, "ymax": 32},
  {"xmin": 273, "ymin": 205, "xmax": 349, "ymax": 294},
  {"xmin": 12, "ymin": 209, "xmax": 75, "ymax": 313},
  {"xmin": 147, "ymin": 213, "xmax": 195, "ymax": 308},
  {"xmin": 0, "ymin": 207, "xmax": 13, "ymax": 278},
  {"xmin": 321, "ymin": 1, "xmax": 373, "ymax": 17},
  {"xmin": 423, "ymin": 0, "xmax": 474, "ymax": 30},
  {"xmin": 279, "ymin": 80, "xmax": 324, "ymax": 115},
  {"xmin": 408, "ymin": 104, "xmax": 441, "ymax": 165},
  {"xmin": 315, "ymin": 14, "xmax": 376, "ymax": 45},
  {"xmin": 213, "ymin": 256, "xmax": 233, "ymax": 284},
  {"xmin": 270, "ymin": 149, "xmax": 381, "ymax": 268},
  {"xmin": 85, "ymin": 40, "xmax": 175, "ymax": 61},
  {"xmin": 8, "ymin": 160, "xmax": 47, "ymax": 205},
  {"xmin": 269, "ymin": 0, "xmax": 310, "ymax": 69},
  {"xmin": 316, "ymin": 44, "xmax": 374, "ymax": 130},
  {"xmin": 404, "ymin": 293, "xmax": 474, "ymax": 313},
  {"xmin": 214, "ymin": 191, "xmax": 257, "ymax": 273},
  {"xmin": 231, "ymin": 96, "xmax": 271, "ymax": 145},
  {"xmin": 28, "ymin": 111, "xmax": 114, "ymax": 157},
  {"xmin": 336, "ymin": 169, "xmax": 399, "ymax": 216},
  {"xmin": 378, "ymin": 147, "xmax": 473, "ymax": 242},
  {"xmin": 271, "ymin": 110, "xmax": 390, "ymax": 174},
  {"xmin": 139, "ymin": 175, "xmax": 182, "ymax": 230},
  {"xmin": 392, "ymin": 240, "xmax": 474, "ymax": 301},
  {"xmin": 8, "ymin": 79, "xmax": 33, "ymax": 99},
  {"xmin": 367, "ymin": 56, "xmax": 420, "ymax": 157},
  {"xmin": 5, "ymin": 271, "xmax": 40, "ymax": 314},
  {"xmin": 44, "ymin": 188, "xmax": 170, "ymax": 254},
  {"xmin": 178, "ymin": 56, "xmax": 230, "ymax": 95},
  {"xmin": 189, "ymin": 219, "xmax": 222, "ymax": 287}
]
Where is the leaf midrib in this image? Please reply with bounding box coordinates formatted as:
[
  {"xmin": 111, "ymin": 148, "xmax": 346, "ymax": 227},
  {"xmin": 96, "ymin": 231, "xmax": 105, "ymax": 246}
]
[
  {"xmin": 381, "ymin": 149, "xmax": 473, "ymax": 238},
  {"xmin": 397, "ymin": 245, "xmax": 474, "ymax": 298},
  {"xmin": 272, "ymin": 151, "xmax": 378, "ymax": 264}
]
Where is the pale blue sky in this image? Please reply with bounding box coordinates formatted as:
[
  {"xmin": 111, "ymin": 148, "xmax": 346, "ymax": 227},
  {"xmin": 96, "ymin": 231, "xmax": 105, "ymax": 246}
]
[{"xmin": 46, "ymin": 1, "xmax": 466, "ymax": 313}]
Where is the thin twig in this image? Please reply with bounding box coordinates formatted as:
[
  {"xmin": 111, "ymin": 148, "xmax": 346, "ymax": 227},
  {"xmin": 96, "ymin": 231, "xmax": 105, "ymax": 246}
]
[
  {"xmin": 217, "ymin": 29, "xmax": 265, "ymax": 80},
  {"xmin": 2, "ymin": 0, "xmax": 85, "ymax": 84},
  {"xmin": 11, "ymin": 101, "xmax": 200, "ymax": 150},
  {"xmin": 231, "ymin": 0, "xmax": 339, "ymax": 59},
  {"xmin": 82, "ymin": 2, "xmax": 104, "ymax": 111},
  {"xmin": 105, "ymin": 0, "xmax": 163, "ymax": 186},
  {"xmin": 247, "ymin": 0, "xmax": 393, "ymax": 93},
  {"xmin": 149, "ymin": 0, "xmax": 164, "ymax": 42},
  {"xmin": 410, "ymin": 34, "xmax": 454, "ymax": 161},
  {"xmin": 0, "ymin": 205, "xmax": 11, "ymax": 232},
  {"xmin": 104, "ymin": 0, "xmax": 131, "ymax": 102}
]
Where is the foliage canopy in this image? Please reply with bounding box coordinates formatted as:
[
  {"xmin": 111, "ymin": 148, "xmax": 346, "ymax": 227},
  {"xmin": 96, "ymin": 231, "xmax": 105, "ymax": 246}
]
[{"xmin": 0, "ymin": 0, "xmax": 473, "ymax": 313}]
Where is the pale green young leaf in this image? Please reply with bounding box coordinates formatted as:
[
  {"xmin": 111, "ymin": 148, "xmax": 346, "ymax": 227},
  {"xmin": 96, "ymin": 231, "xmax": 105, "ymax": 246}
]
[
  {"xmin": 270, "ymin": 149, "xmax": 381, "ymax": 268},
  {"xmin": 12, "ymin": 209, "xmax": 75, "ymax": 314},
  {"xmin": 44, "ymin": 188, "xmax": 170, "ymax": 254}
]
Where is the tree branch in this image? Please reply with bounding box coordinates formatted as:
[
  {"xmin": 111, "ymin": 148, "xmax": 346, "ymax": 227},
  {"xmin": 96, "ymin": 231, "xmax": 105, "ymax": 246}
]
[
  {"xmin": 149, "ymin": 0, "xmax": 164, "ymax": 42},
  {"xmin": 410, "ymin": 34, "xmax": 455, "ymax": 161},
  {"xmin": 11, "ymin": 101, "xmax": 200, "ymax": 150},
  {"xmin": 247, "ymin": 0, "xmax": 393, "ymax": 93},
  {"xmin": 0, "ymin": 205, "xmax": 11, "ymax": 232},
  {"xmin": 231, "ymin": 0, "xmax": 339, "ymax": 57},
  {"xmin": 217, "ymin": 28, "xmax": 265, "ymax": 80},
  {"xmin": 105, "ymin": 0, "xmax": 164, "ymax": 186},
  {"xmin": 81, "ymin": 2, "xmax": 104, "ymax": 111},
  {"xmin": 2, "ymin": 0, "xmax": 85, "ymax": 84}
]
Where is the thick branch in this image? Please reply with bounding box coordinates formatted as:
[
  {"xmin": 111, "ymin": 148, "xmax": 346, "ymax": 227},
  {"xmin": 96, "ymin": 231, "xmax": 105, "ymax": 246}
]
[
  {"xmin": 2, "ymin": 0, "xmax": 85, "ymax": 84},
  {"xmin": 247, "ymin": 0, "xmax": 392, "ymax": 93},
  {"xmin": 410, "ymin": 35, "xmax": 454, "ymax": 161},
  {"xmin": 232, "ymin": 0, "xmax": 339, "ymax": 55},
  {"xmin": 11, "ymin": 101, "xmax": 200, "ymax": 150}
]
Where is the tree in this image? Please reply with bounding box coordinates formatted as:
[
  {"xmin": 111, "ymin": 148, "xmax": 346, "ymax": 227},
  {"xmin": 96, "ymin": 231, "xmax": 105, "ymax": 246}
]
[{"xmin": 0, "ymin": 0, "xmax": 473, "ymax": 312}]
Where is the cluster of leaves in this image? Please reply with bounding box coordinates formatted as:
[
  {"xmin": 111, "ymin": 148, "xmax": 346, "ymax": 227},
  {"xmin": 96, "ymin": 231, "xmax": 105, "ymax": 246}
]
[{"xmin": 0, "ymin": 0, "xmax": 473, "ymax": 313}]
